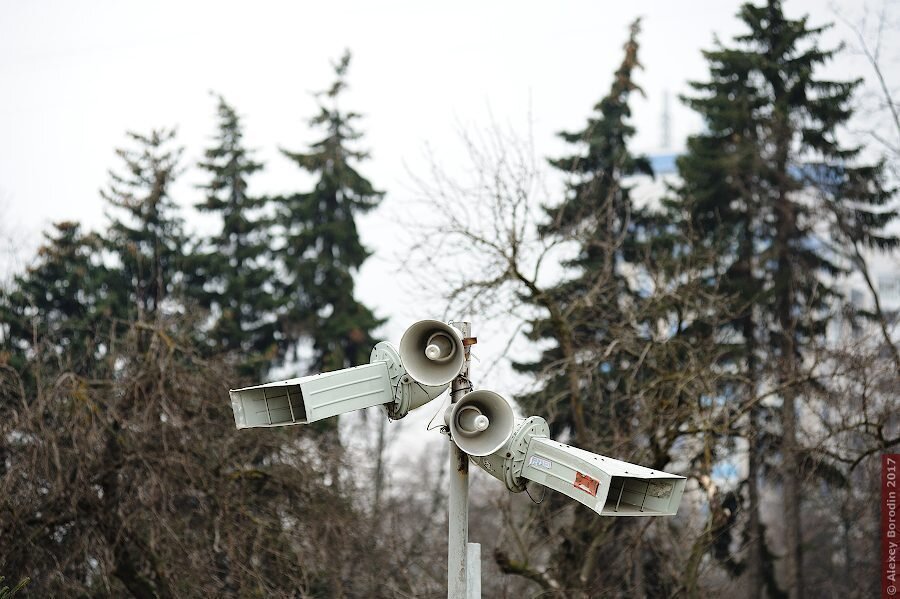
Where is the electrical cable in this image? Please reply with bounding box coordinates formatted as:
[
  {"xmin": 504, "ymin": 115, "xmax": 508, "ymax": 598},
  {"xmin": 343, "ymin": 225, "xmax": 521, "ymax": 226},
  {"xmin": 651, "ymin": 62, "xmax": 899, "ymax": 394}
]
[
  {"xmin": 425, "ymin": 393, "xmax": 450, "ymax": 432},
  {"xmin": 524, "ymin": 482, "xmax": 546, "ymax": 505}
]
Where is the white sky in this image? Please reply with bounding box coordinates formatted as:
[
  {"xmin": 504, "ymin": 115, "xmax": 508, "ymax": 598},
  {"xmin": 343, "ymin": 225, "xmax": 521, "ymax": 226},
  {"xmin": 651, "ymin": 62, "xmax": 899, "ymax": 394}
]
[{"xmin": 1, "ymin": 0, "xmax": 897, "ymax": 412}]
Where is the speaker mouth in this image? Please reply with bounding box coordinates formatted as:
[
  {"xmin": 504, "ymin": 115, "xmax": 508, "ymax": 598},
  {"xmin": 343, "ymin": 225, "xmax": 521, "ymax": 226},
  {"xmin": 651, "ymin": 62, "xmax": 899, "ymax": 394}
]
[
  {"xmin": 455, "ymin": 406, "xmax": 490, "ymax": 435},
  {"xmin": 424, "ymin": 332, "xmax": 457, "ymax": 363}
]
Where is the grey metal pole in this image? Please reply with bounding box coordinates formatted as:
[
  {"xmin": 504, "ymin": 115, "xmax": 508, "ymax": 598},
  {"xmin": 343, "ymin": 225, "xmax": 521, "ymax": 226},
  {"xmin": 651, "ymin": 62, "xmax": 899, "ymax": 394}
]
[{"xmin": 448, "ymin": 321, "xmax": 472, "ymax": 599}]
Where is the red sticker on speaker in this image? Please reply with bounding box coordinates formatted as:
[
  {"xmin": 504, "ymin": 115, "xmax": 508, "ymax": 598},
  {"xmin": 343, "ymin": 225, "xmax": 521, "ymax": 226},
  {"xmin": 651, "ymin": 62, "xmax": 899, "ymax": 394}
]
[{"xmin": 574, "ymin": 472, "xmax": 600, "ymax": 496}]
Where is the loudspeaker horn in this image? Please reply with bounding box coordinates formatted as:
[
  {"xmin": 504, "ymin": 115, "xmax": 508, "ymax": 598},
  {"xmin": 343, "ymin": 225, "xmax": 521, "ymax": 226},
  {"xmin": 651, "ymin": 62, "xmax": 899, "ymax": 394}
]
[
  {"xmin": 398, "ymin": 320, "xmax": 465, "ymax": 387},
  {"xmin": 446, "ymin": 390, "xmax": 515, "ymax": 456}
]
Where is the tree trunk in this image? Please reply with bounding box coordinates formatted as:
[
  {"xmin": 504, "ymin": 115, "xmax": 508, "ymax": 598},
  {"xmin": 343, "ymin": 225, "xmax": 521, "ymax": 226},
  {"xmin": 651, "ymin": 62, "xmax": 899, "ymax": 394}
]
[
  {"xmin": 746, "ymin": 406, "xmax": 763, "ymax": 599},
  {"xmin": 775, "ymin": 188, "xmax": 803, "ymax": 599},
  {"xmin": 100, "ymin": 421, "xmax": 167, "ymax": 599},
  {"xmin": 743, "ymin": 317, "xmax": 763, "ymax": 599},
  {"xmin": 735, "ymin": 205, "xmax": 765, "ymax": 598},
  {"xmin": 633, "ymin": 529, "xmax": 647, "ymax": 599},
  {"xmin": 781, "ymin": 383, "xmax": 803, "ymax": 599}
]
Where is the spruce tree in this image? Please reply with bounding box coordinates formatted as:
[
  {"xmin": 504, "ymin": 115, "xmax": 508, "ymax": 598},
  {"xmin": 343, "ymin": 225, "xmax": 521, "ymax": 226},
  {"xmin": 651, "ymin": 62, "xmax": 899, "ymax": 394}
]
[
  {"xmin": 277, "ymin": 51, "xmax": 383, "ymax": 373},
  {"xmin": 511, "ymin": 21, "xmax": 691, "ymax": 595},
  {"xmin": 677, "ymin": 2, "xmax": 897, "ymax": 597},
  {"xmin": 102, "ymin": 129, "xmax": 186, "ymax": 326},
  {"xmin": 515, "ymin": 19, "xmax": 653, "ymax": 449},
  {"xmin": 674, "ymin": 14, "xmax": 780, "ymax": 595},
  {"xmin": 191, "ymin": 95, "xmax": 276, "ymax": 375},
  {"xmin": 0, "ymin": 222, "xmax": 117, "ymax": 384}
]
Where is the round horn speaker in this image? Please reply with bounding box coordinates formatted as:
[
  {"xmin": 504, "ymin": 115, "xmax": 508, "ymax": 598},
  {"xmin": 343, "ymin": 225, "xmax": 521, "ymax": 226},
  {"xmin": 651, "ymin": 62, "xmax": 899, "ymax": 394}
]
[
  {"xmin": 448, "ymin": 390, "xmax": 515, "ymax": 456},
  {"xmin": 398, "ymin": 320, "xmax": 465, "ymax": 386}
]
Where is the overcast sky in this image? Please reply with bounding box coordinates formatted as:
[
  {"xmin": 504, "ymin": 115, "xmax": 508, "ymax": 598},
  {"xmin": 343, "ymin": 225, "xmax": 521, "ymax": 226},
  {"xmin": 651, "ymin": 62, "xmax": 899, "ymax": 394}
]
[{"xmin": 1, "ymin": 0, "xmax": 896, "ymax": 407}]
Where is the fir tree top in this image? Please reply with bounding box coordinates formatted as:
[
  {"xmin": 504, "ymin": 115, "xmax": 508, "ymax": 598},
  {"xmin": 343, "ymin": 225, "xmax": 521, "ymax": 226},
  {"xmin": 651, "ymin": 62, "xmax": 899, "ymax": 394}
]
[
  {"xmin": 197, "ymin": 94, "xmax": 264, "ymax": 217},
  {"xmin": 191, "ymin": 96, "xmax": 276, "ymax": 372},
  {"xmin": 277, "ymin": 51, "xmax": 384, "ymax": 373},
  {"xmin": 101, "ymin": 128, "xmax": 185, "ymax": 321},
  {"xmin": 542, "ymin": 18, "xmax": 653, "ymax": 242}
]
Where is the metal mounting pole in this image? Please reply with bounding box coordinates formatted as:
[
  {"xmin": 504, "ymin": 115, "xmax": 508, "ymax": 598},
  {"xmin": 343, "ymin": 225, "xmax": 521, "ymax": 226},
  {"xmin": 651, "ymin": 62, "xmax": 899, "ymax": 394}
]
[{"xmin": 448, "ymin": 321, "xmax": 473, "ymax": 599}]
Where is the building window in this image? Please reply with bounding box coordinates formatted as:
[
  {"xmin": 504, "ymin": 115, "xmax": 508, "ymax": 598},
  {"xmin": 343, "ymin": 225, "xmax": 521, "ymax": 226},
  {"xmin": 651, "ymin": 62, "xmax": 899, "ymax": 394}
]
[{"xmin": 878, "ymin": 274, "xmax": 900, "ymax": 305}]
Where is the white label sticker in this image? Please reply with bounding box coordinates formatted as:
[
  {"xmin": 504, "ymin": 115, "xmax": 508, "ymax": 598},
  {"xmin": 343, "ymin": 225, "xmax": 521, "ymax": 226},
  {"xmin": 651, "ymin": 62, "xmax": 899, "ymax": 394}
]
[{"xmin": 529, "ymin": 455, "xmax": 552, "ymax": 469}]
